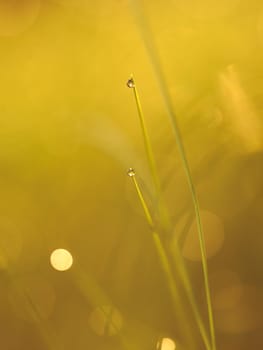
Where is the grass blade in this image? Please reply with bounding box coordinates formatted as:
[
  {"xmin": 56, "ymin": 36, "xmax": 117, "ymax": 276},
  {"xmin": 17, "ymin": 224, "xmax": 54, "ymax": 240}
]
[{"xmin": 128, "ymin": 3, "xmax": 216, "ymax": 349}]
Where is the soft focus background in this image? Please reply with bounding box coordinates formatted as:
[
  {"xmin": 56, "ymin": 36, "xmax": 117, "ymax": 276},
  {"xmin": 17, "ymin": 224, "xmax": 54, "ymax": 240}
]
[{"xmin": 0, "ymin": 0, "xmax": 263, "ymax": 349}]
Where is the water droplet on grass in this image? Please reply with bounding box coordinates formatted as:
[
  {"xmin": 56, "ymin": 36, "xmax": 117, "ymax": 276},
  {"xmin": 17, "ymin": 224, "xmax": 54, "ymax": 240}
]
[
  {"xmin": 126, "ymin": 78, "xmax": 135, "ymax": 88},
  {"xmin": 127, "ymin": 168, "xmax": 135, "ymax": 177}
]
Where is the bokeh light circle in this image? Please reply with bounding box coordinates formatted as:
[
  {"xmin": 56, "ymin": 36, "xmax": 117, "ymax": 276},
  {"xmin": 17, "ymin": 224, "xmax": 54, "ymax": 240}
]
[
  {"xmin": 0, "ymin": 0, "xmax": 41, "ymax": 37},
  {"xmin": 182, "ymin": 210, "xmax": 225, "ymax": 261},
  {"xmin": 88, "ymin": 305, "xmax": 123, "ymax": 336},
  {"xmin": 215, "ymin": 285, "xmax": 262, "ymax": 333},
  {"xmin": 157, "ymin": 338, "xmax": 176, "ymax": 350},
  {"xmin": 50, "ymin": 249, "xmax": 73, "ymax": 271}
]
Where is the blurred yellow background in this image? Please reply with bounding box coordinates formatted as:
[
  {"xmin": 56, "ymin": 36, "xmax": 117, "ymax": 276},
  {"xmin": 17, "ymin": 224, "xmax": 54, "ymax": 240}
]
[{"xmin": 0, "ymin": 0, "xmax": 263, "ymax": 349}]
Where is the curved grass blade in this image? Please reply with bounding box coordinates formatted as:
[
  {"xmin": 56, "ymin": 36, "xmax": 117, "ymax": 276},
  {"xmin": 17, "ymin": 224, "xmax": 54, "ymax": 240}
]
[{"xmin": 128, "ymin": 2, "xmax": 217, "ymax": 350}]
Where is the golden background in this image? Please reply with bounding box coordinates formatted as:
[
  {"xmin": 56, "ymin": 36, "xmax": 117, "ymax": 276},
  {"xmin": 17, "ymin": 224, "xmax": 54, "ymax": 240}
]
[{"xmin": 0, "ymin": 0, "xmax": 262, "ymax": 349}]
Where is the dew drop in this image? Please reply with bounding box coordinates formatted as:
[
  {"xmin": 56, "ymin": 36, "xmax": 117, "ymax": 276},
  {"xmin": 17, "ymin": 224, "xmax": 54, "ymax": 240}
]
[
  {"xmin": 127, "ymin": 168, "xmax": 136, "ymax": 177},
  {"xmin": 126, "ymin": 78, "xmax": 135, "ymax": 88}
]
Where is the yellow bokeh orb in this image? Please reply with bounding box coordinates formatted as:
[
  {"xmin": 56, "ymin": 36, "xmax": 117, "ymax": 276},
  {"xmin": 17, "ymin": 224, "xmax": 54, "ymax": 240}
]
[
  {"xmin": 157, "ymin": 338, "xmax": 176, "ymax": 350},
  {"xmin": 50, "ymin": 249, "xmax": 73, "ymax": 271}
]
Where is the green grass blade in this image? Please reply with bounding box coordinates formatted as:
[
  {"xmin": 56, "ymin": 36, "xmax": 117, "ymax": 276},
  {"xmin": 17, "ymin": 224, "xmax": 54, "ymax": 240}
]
[
  {"xmin": 127, "ymin": 79, "xmax": 212, "ymax": 349},
  {"xmin": 129, "ymin": 171, "xmax": 207, "ymax": 350},
  {"xmin": 128, "ymin": 3, "xmax": 217, "ymax": 350}
]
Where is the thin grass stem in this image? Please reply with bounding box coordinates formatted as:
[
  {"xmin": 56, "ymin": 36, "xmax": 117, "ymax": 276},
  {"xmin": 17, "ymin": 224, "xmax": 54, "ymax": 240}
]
[
  {"xmin": 132, "ymin": 172, "xmax": 154, "ymax": 228},
  {"xmin": 129, "ymin": 171, "xmax": 205, "ymax": 350},
  {"xmin": 128, "ymin": 76, "xmax": 169, "ymax": 231},
  {"xmin": 128, "ymin": 2, "xmax": 216, "ymax": 349},
  {"xmin": 128, "ymin": 76, "xmax": 212, "ymax": 349},
  {"xmin": 131, "ymin": 76, "xmax": 160, "ymax": 196}
]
